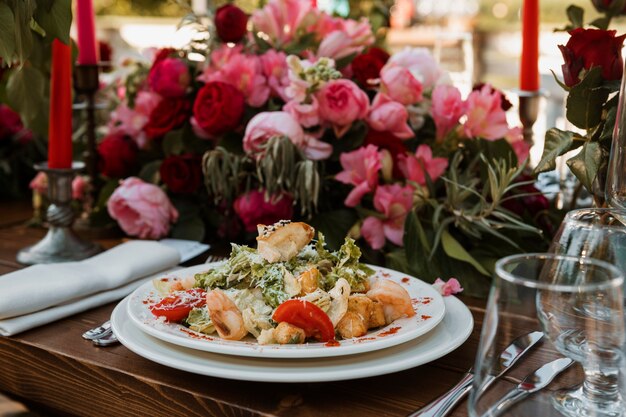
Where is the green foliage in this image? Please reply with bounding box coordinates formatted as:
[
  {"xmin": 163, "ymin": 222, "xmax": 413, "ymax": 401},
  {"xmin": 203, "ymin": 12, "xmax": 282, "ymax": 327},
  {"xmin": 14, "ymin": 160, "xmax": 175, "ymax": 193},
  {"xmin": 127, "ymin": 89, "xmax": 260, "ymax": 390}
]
[{"xmin": 565, "ymin": 67, "xmax": 609, "ymax": 129}]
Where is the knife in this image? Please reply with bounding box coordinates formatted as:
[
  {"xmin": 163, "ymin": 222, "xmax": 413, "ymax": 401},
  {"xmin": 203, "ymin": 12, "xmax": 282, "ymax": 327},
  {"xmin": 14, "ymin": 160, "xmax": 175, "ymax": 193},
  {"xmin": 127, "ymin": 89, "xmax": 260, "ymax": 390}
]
[
  {"xmin": 479, "ymin": 357, "xmax": 574, "ymax": 417},
  {"xmin": 408, "ymin": 330, "xmax": 544, "ymax": 417}
]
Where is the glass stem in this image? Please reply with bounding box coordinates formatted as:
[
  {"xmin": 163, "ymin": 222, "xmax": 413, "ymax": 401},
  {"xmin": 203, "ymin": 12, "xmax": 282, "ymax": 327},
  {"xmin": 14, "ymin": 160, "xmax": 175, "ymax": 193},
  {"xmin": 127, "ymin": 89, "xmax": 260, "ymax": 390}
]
[{"xmin": 582, "ymin": 362, "xmax": 622, "ymax": 407}]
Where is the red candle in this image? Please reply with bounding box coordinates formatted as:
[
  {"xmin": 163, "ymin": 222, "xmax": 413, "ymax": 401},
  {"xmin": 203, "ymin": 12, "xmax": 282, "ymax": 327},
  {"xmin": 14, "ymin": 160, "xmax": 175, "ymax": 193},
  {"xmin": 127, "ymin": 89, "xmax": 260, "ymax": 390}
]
[
  {"xmin": 520, "ymin": 0, "xmax": 540, "ymax": 91},
  {"xmin": 76, "ymin": 0, "xmax": 98, "ymax": 65},
  {"xmin": 48, "ymin": 39, "xmax": 73, "ymax": 169}
]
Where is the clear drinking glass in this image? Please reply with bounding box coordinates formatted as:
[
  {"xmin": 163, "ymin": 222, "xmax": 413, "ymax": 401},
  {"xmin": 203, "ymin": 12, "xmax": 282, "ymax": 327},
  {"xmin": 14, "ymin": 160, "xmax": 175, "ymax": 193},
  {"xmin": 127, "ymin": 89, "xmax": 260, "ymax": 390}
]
[{"xmin": 469, "ymin": 254, "xmax": 625, "ymax": 417}]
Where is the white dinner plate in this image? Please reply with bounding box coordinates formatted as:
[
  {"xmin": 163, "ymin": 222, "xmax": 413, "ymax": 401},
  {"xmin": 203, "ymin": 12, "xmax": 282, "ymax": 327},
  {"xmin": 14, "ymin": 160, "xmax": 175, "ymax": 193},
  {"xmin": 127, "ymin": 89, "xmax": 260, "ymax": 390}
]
[
  {"xmin": 126, "ymin": 264, "xmax": 446, "ymax": 358},
  {"xmin": 112, "ymin": 293, "xmax": 473, "ymax": 383}
]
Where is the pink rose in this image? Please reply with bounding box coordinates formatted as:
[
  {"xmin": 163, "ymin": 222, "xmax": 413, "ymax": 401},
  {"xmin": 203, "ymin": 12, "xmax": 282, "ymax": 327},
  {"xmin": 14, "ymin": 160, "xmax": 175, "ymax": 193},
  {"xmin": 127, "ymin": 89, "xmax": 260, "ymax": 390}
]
[
  {"xmin": 335, "ymin": 144, "xmax": 382, "ymax": 207},
  {"xmin": 148, "ymin": 58, "xmax": 190, "ymax": 98},
  {"xmin": 243, "ymin": 111, "xmax": 305, "ymax": 155},
  {"xmin": 432, "ymin": 278, "xmax": 463, "ymax": 296},
  {"xmin": 431, "ymin": 84, "xmax": 465, "ymax": 142},
  {"xmin": 233, "ymin": 190, "xmax": 293, "ymax": 232},
  {"xmin": 398, "ymin": 145, "xmax": 449, "ymax": 186},
  {"xmin": 251, "ymin": 0, "xmax": 314, "ymax": 46},
  {"xmin": 317, "ymin": 79, "xmax": 369, "ymax": 137},
  {"xmin": 380, "ymin": 66, "xmax": 423, "ymax": 106},
  {"xmin": 505, "ymin": 127, "xmax": 531, "ymax": 164},
  {"xmin": 317, "ymin": 19, "xmax": 374, "ymax": 60},
  {"xmin": 464, "ymin": 85, "xmax": 510, "ymax": 140},
  {"xmin": 29, "ymin": 172, "xmax": 48, "ymax": 194},
  {"xmin": 361, "ymin": 184, "xmax": 414, "ymax": 249},
  {"xmin": 72, "ymin": 176, "xmax": 88, "ymax": 200},
  {"xmin": 107, "ymin": 177, "xmax": 178, "ymax": 239},
  {"xmin": 108, "ymin": 91, "xmax": 162, "ymax": 148},
  {"xmin": 283, "ymin": 97, "xmax": 320, "ymax": 128},
  {"xmin": 260, "ymin": 50, "xmax": 290, "ymax": 101},
  {"xmin": 367, "ymin": 93, "xmax": 414, "ymax": 139},
  {"xmin": 386, "ymin": 47, "xmax": 448, "ymax": 90},
  {"xmin": 199, "ymin": 48, "xmax": 270, "ymax": 108}
]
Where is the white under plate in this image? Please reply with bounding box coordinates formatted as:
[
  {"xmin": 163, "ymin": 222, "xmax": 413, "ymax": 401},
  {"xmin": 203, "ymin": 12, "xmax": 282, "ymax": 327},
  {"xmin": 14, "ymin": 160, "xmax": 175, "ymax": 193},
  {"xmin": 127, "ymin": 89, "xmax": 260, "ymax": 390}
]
[
  {"xmin": 112, "ymin": 294, "xmax": 473, "ymax": 383},
  {"xmin": 126, "ymin": 264, "xmax": 446, "ymax": 358}
]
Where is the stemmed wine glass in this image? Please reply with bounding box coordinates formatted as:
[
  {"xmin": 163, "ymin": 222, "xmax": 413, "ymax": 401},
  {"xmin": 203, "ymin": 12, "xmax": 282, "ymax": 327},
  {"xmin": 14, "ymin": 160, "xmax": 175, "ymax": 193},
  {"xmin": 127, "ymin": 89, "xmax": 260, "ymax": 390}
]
[{"xmin": 469, "ymin": 254, "xmax": 625, "ymax": 417}]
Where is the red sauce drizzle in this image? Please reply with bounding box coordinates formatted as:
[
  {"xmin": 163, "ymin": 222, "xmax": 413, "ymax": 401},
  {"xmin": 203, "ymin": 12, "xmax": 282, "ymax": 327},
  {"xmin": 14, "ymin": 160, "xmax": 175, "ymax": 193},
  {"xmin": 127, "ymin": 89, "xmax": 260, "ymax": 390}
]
[
  {"xmin": 355, "ymin": 337, "xmax": 376, "ymax": 343},
  {"xmin": 401, "ymin": 277, "xmax": 410, "ymax": 283},
  {"xmin": 379, "ymin": 326, "xmax": 401, "ymax": 337},
  {"xmin": 381, "ymin": 272, "xmax": 391, "ymax": 278},
  {"xmin": 180, "ymin": 328, "xmax": 214, "ymax": 341},
  {"xmin": 421, "ymin": 315, "xmax": 432, "ymax": 320},
  {"xmin": 325, "ymin": 339, "xmax": 341, "ymax": 347},
  {"xmin": 160, "ymin": 278, "xmax": 169, "ymax": 282}
]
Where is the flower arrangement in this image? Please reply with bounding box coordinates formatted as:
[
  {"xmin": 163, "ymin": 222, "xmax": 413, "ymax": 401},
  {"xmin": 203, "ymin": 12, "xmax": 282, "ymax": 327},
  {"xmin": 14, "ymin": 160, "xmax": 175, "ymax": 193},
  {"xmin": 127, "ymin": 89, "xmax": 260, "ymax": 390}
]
[
  {"xmin": 534, "ymin": 0, "xmax": 626, "ymax": 203},
  {"xmin": 86, "ymin": 0, "xmax": 552, "ymax": 296}
]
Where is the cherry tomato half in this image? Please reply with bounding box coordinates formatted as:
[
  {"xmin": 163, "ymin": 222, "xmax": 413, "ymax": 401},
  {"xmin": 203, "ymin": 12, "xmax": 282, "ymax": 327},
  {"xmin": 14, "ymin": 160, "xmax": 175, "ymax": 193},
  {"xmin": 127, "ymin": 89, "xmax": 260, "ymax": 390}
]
[
  {"xmin": 272, "ymin": 299, "xmax": 335, "ymax": 342},
  {"xmin": 149, "ymin": 288, "xmax": 207, "ymax": 322}
]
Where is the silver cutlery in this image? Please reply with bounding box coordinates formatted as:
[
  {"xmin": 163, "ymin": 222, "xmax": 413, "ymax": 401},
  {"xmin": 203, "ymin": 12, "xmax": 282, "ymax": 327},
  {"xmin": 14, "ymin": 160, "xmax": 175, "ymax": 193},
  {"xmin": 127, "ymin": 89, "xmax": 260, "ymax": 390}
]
[
  {"xmin": 82, "ymin": 320, "xmax": 112, "ymax": 340},
  {"xmin": 479, "ymin": 357, "xmax": 574, "ymax": 417},
  {"xmin": 92, "ymin": 331, "xmax": 119, "ymax": 347},
  {"xmin": 408, "ymin": 330, "xmax": 544, "ymax": 417},
  {"xmin": 205, "ymin": 254, "xmax": 227, "ymax": 263}
]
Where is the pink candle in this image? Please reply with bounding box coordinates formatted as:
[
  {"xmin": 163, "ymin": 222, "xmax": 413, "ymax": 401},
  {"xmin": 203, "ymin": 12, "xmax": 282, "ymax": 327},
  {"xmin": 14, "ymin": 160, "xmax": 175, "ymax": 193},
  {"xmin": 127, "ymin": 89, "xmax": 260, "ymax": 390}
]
[
  {"xmin": 76, "ymin": 0, "xmax": 98, "ymax": 65},
  {"xmin": 520, "ymin": 0, "xmax": 540, "ymax": 91},
  {"xmin": 48, "ymin": 40, "xmax": 73, "ymax": 169}
]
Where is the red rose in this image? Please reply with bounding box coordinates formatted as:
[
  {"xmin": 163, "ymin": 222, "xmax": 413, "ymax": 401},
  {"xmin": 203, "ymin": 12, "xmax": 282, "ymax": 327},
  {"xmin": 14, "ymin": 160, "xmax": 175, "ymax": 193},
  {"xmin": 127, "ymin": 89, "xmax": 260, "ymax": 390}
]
[
  {"xmin": 215, "ymin": 4, "xmax": 248, "ymax": 43},
  {"xmin": 192, "ymin": 81, "xmax": 245, "ymax": 137},
  {"xmin": 592, "ymin": 0, "xmax": 626, "ymax": 14},
  {"xmin": 233, "ymin": 190, "xmax": 293, "ymax": 233},
  {"xmin": 351, "ymin": 47, "xmax": 390, "ymax": 88},
  {"xmin": 148, "ymin": 58, "xmax": 190, "ymax": 98},
  {"xmin": 144, "ymin": 98, "xmax": 191, "ymax": 139},
  {"xmin": 0, "ymin": 104, "xmax": 25, "ymax": 140},
  {"xmin": 97, "ymin": 134, "xmax": 138, "ymax": 178},
  {"xmin": 559, "ymin": 28, "xmax": 626, "ymax": 87},
  {"xmin": 160, "ymin": 154, "xmax": 202, "ymax": 194},
  {"xmin": 154, "ymin": 48, "xmax": 177, "ymax": 65}
]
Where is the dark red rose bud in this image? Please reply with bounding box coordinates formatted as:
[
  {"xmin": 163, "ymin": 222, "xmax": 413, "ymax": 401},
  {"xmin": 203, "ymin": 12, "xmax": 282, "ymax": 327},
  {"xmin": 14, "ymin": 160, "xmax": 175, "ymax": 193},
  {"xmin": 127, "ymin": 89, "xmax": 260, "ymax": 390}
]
[
  {"xmin": 153, "ymin": 48, "xmax": 177, "ymax": 65},
  {"xmin": 592, "ymin": 0, "xmax": 626, "ymax": 14},
  {"xmin": 192, "ymin": 81, "xmax": 245, "ymax": 137},
  {"xmin": 351, "ymin": 47, "xmax": 390, "ymax": 88},
  {"xmin": 144, "ymin": 97, "xmax": 191, "ymax": 139},
  {"xmin": 0, "ymin": 104, "xmax": 26, "ymax": 140},
  {"xmin": 160, "ymin": 154, "xmax": 203, "ymax": 194},
  {"xmin": 97, "ymin": 134, "xmax": 138, "ymax": 178},
  {"xmin": 215, "ymin": 4, "xmax": 248, "ymax": 44},
  {"xmin": 559, "ymin": 28, "xmax": 626, "ymax": 87}
]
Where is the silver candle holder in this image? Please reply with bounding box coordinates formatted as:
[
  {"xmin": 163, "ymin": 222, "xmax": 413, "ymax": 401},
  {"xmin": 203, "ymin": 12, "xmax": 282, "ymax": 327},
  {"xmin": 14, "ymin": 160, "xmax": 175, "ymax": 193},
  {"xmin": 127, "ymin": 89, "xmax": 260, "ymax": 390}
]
[
  {"xmin": 17, "ymin": 162, "xmax": 102, "ymax": 265},
  {"xmin": 517, "ymin": 89, "xmax": 544, "ymax": 144}
]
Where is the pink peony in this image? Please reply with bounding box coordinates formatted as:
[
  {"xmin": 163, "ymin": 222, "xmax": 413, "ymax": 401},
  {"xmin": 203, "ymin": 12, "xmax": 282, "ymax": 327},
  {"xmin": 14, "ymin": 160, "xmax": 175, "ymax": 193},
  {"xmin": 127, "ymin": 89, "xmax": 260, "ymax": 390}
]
[
  {"xmin": 29, "ymin": 172, "xmax": 48, "ymax": 194},
  {"xmin": 107, "ymin": 177, "xmax": 178, "ymax": 239},
  {"xmin": 283, "ymin": 97, "xmax": 320, "ymax": 128},
  {"xmin": 317, "ymin": 79, "xmax": 369, "ymax": 137},
  {"xmin": 199, "ymin": 48, "xmax": 270, "ymax": 108},
  {"xmin": 380, "ymin": 66, "xmax": 423, "ymax": 106},
  {"xmin": 243, "ymin": 111, "xmax": 305, "ymax": 156},
  {"xmin": 386, "ymin": 47, "xmax": 448, "ymax": 90},
  {"xmin": 361, "ymin": 184, "xmax": 414, "ymax": 249},
  {"xmin": 233, "ymin": 190, "xmax": 294, "ymax": 232},
  {"xmin": 251, "ymin": 0, "xmax": 314, "ymax": 46},
  {"xmin": 367, "ymin": 93, "xmax": 414, "ymax": 139},
  {"xmin": 505, "ymin": 127, "xmax": 531, "ymax": 164},
  {"xmin": 398, "ymin": 145, "xmax": 449, "ymax": 186},
  {"xmin": 432, "ymin": 278, "xmax": 463, "ymax": 296},
  {"xmin": 148, "ymin": 58, "xmax": 190, "ymax": 98},
  {"xmin": 335, "ymin": 145, "xmax": 382, "ymax": 207},
  {"xmin": 260, "ymin": 50, "xmax": 290, "ymax": 101},
  {"xmin": 431, "ymin": 84, "xmax": 465, "ymax": 142},
  {"xmin": 464, "ymin": 85, "xmax": 510, "ymax": 140},
  {"xmin": 108, "ymin": 91, "xmax": 162, "ymax": 148}
]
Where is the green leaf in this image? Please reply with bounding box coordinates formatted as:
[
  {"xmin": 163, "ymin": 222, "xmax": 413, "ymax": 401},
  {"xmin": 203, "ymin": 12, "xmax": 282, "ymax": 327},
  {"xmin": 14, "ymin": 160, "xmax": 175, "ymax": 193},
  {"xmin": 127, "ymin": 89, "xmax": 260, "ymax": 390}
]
[
  {"xmin": 6, "ymin": 66, "xmax": 46, "ymax": 128},
  {"xmin": 566, "ymin": 141, "xmax": 603, "ymax": 192},
  {"xmin": 385, "ymin": 250, "xmax": 410, "ymax": 276},
  {"xmin": 550, "ymin": 69, "xmax": 570, "ymax": 91},
  {"xmin": 308, "ymin": 209, "xmax": 358, "ymax": 251},
  {"xmin": 590, "ymin": 16, "xmax": 611, "ymax": 30},
  {"xmin": 566, "ymin": 67, "xmax": 610, "ymax": 129},
  {"xmin": 441, "ymin": 229, "xmax": 489, "ymax": 276},
  {"xmin": 33, "ymin": 0, "xmax": 72, "ymax": 44},
  {"xmin": 170, "ymin": 215, "xmax": 205, "ymax": 241},
  {"xmin": 566, "ymin": 5, "xmax": 584, "ymax": 28},
  {"xmin": 0, "ymin": 3, "xmax": 15, "ymax": 63},
  {"xmin": 162, "ymin": 129, "xmax": 184, "ymax": 156},
  {"xmin": 599, "ymin": 106, "xmax": 617, "ymax": 144},
  {"xmin": 404, "ymin": 211, "xmax": 432, "ymax": 276},
  {"xmin": 138, "ymin": 160, "xmax": 163, "ymax": 184},
  {"xmin": 533, "ymin": 128, "xmax": 577, "ymax": 174}
]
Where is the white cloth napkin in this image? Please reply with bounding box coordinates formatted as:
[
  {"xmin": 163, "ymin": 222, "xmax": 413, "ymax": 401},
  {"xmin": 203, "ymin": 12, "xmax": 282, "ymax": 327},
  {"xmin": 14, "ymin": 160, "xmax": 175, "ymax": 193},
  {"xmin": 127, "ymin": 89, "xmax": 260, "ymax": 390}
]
[{"xmin": 0, "ymin": 240, "xmax": 181, "ymax": 335}]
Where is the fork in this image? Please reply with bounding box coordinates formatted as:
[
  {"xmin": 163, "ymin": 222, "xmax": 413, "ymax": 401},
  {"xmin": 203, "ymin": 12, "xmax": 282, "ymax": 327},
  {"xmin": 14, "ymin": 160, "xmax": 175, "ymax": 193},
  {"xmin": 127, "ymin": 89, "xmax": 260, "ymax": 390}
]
[
  {"xmin": 205, "ymin": 254, "xmax": 227, "ymax": 263},
  {"xmin": 83, "ymin": 320, "xmax": 119, "ymax": 347}
]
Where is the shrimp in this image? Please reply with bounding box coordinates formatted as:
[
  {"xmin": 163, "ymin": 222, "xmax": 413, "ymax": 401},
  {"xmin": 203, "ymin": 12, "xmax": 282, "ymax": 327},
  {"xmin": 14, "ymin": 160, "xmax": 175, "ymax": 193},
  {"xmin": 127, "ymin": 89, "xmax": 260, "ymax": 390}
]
[
  {"xmin": 205, "ymin": 289, "xmax": 248, "ymax": 341},
  {"xmin": 366, "ymin": 279, "xmax": 415, "ymax": 324}
]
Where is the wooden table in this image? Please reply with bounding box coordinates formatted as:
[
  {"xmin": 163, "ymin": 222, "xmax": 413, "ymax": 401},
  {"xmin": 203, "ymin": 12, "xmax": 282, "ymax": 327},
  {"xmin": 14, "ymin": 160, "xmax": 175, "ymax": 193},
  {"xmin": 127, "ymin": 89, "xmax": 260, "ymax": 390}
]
[{"xmin": 0, "ymin": 201, "xmax": 491, "ymax": 417}]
